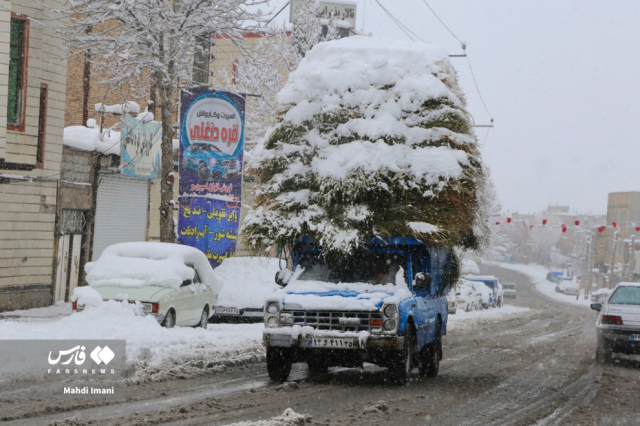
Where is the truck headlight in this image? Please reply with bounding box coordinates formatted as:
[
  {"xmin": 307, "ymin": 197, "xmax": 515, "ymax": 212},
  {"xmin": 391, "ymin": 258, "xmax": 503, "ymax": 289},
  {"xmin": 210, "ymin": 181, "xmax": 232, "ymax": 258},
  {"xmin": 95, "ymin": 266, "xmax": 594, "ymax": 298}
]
[
  {"xmin": 266, "ymin": 303, "xmax": 280, "ymax": 314},
  {"xmin": 383, "ymin": 304, "xmax": 398, "ymax": 318},
  {"xmin": 383, "ymin": 319, "xmax": 397, "ymax": 331},
  {"xmin": 267, "ymin": 316, "xmax": 280, "ymax": 328}
]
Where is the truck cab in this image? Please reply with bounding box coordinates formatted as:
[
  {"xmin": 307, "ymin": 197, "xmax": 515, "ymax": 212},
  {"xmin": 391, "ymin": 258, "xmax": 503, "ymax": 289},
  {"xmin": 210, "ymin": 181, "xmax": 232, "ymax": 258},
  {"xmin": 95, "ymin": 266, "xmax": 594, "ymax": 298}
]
[{"xmin": 262, "ymin": 237, "xmax": 452, "ymax": 385}]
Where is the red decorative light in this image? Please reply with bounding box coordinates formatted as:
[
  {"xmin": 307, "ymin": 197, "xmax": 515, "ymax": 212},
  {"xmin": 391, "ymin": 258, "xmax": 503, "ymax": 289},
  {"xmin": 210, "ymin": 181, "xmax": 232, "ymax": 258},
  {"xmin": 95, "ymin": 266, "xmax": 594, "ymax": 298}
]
[
  {"xmin": 542, "ymin": 219, "xmax": 547, "ymax": 225},
  {"xmin": 598, "ymin": 226, "xmax": 606, "ymax": 233},
  {"xmin": 575, "ymin": 220, "xmax": 580, "ymax": 226},
  {"xmin": 507, "ymin": 218, "xmax": 512, "ymax": 223}
]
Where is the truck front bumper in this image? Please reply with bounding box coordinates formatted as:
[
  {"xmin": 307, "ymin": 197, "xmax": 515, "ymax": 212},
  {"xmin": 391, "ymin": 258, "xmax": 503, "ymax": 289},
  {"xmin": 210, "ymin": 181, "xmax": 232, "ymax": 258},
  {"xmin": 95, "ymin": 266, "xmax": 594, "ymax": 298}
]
[{"xmin": 263, "ymin": 330, "xmax": 404, "ymax": 351}]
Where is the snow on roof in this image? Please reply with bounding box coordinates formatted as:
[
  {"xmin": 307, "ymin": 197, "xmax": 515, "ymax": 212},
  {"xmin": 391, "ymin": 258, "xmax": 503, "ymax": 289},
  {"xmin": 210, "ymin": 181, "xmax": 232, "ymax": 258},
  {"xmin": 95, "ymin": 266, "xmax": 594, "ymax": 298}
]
[
  {"xmin": 95, "ymin": 101, "xmax": 141, "ymax": 115},
  {"xmin": 85, "ymin": 242, "xmax": 221, "ymax": 292},
  {"xmin": 63, "ymin": 126, "xmax": 121, "ymax": 155},
  {"xmin": 616, "ymin": 282, "xmax": 640, "ymax": 288}
]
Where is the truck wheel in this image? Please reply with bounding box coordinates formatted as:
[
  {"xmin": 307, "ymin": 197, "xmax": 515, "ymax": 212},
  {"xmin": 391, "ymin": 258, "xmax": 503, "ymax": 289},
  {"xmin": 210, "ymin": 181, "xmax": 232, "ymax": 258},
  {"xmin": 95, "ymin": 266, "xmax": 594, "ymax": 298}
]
[
  {"xmin": 388, "ymin": 328, "xmax": 415, "ymax": 385},
  {"xmin": 498, "ymin": 297, "xmax": 504, "ymax": 308},
  {"xmin": 266, "ymin": 347, "xmax": 292, "ymax": 382},
  {"xmin": 420, "ymin": 320, "xmax": 442, "ymax": 378}
]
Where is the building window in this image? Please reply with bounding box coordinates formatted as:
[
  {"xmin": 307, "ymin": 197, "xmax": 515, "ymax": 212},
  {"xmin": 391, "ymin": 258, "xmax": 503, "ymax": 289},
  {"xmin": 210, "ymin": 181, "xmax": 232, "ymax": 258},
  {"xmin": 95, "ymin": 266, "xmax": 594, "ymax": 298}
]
[
  {"xmin": 620, "ymin": 211, "xmax": 627, "ymax": 225},
  {"xmin": 7, "ymin": 16, "xmax": 29, "ymax": 130},
  {"xmin": 36, "ymin": 84, "xmax": 48, "ymax": 167}
]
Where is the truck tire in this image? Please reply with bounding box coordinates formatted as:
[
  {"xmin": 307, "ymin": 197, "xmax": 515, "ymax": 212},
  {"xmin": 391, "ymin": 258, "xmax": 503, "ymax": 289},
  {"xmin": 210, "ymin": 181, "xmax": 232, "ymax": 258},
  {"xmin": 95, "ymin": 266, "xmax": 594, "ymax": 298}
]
[
  {"xmin": 420, "ymin": 320, "xmax": 442, "ymax": 378},
  {"xmin": 266, "ymin": 347, "xmax": 292, "ymax": 382},
  {"xmin": 388, "ymin": 327, "xmax": 416, "ymax": 385}
]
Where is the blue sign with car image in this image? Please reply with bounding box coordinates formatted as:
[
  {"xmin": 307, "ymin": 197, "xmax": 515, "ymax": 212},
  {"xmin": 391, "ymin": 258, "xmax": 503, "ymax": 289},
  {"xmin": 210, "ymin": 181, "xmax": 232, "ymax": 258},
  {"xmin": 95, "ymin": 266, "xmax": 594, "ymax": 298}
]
[
  {"xmin": 178, "ymin": 88, "xmax": 245, "ymax": 269},
  {"xmin": 178, "ymin": 89, "xmax": 245, "ymax": 200}
]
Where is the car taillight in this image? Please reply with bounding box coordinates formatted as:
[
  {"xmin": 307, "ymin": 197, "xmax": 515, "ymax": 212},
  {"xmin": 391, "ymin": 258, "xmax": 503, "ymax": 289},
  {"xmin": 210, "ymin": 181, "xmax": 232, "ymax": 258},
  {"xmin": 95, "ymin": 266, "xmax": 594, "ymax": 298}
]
[
  {"xmin": 71, "ymin": 301, "xmax": 77, "ymax": 310},
  {"xmin": 602, "ymin": 315, "xmax": 623, "ymax": 325},
  {"xmin": 151, "ymin": 302, "xmax": 159, "ymax": 314}
]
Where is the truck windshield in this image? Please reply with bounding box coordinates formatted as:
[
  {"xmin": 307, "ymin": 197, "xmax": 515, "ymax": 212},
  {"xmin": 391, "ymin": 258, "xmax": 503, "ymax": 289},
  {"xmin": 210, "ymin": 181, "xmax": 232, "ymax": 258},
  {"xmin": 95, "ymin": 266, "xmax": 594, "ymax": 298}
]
[{"xmin": 296, "ymin": 250, "xmax": 408, "ymax": 285}]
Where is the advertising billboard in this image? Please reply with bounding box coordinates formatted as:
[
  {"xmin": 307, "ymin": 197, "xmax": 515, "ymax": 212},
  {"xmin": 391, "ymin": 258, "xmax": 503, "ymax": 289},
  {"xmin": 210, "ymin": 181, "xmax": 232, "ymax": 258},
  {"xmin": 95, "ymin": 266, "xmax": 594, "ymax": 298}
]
[
  {"xmin": 120, "ymin": 115, "xmax": 162, "ymax": 179},
  {"xmin": 177, "ymin": 89, "xmax": 245, "ymax": 269}
]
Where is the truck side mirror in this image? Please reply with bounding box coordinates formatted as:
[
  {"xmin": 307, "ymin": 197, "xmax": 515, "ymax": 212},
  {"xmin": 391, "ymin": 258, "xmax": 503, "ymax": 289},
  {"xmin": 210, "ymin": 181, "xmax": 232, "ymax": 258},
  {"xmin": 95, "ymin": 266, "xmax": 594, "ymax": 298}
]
[
  {"xmin": 414, "ymin": 272, "xmax": 431, "ymax": 291},
  {"xmin": 275, "ymin": 269, "xmax": 293, "ymax": 287}
]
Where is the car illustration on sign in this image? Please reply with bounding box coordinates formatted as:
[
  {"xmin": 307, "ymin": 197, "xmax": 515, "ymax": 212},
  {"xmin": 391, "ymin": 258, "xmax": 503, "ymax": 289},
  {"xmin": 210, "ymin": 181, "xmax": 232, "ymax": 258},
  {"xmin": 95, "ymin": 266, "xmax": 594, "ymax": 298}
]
[{"xmin": 182, "ymin": 142, "xmax": 241, "ymax": 182}]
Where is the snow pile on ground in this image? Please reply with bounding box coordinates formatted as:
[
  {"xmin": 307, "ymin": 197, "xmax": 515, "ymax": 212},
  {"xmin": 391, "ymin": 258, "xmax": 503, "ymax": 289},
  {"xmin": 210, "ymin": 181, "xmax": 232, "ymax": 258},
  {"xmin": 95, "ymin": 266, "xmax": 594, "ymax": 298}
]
[
  {"xmin": 86, "ymin": 242, "xmax": 221, "ymax": 292},
  {"xmin": 498, "ymin": 263, "xmax": 593, "ymax": 308},
  {"xmin": 63, "ymin": 125, "xmax": 121, "ymax": 155},
  {"xmin": 223, "ymin": 408, "xmax": 311, "ymax": 426},
  {"xmin": 0, "ymin": 301, "xmax": 71, "ymax": 319},
  {"xmin": 448, "ymin": 305, "xmax": 530, "ymax": 332},
  {"xmin": 0, "ymin": 301, "xmax": 265, "ymax": 383},
  {"xmin": 215, "ymin": 257, "xmax": 282, "ymax": 308}
]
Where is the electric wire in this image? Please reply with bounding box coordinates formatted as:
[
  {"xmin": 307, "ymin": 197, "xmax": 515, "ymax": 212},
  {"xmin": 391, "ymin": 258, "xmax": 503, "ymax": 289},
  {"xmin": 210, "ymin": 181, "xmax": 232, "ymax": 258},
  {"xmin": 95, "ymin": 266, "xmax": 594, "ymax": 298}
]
[
  {"xmin": 373, "ymin": 0, "xmax": 416, "ymax": 42},
  {"xmin": 420, "ymin": 0, "xmax": 464, "ymax": 46}
]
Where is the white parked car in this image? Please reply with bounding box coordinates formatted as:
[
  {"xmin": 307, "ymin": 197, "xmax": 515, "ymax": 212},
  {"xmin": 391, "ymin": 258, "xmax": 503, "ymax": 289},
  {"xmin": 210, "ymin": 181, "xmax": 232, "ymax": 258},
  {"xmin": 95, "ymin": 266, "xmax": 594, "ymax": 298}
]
[
  {"xmin": 455, "ymin": 280, "xmax": 480, "ymax": 312},
  {"xmin": 560, "ymin": 279, "xmax": 580, "ymax": 296},
  {"xmin": 469, "ymin": 280, "xmax": 492, "ymax": 309},
  {"xmin": 447, "ymin": 290, "xmax": 458, "ymax": 314},
  {"xmin": 73, "ymin": 242, "xmax": 220, "ymax": 328}
]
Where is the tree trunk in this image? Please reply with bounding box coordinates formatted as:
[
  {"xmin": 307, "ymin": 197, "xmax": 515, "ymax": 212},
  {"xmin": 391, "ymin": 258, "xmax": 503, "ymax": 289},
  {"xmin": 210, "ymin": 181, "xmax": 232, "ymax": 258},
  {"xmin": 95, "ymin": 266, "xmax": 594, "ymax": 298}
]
[{"xmin": 158, "ymin": 68, "xmax": 176, "ymax": 243}]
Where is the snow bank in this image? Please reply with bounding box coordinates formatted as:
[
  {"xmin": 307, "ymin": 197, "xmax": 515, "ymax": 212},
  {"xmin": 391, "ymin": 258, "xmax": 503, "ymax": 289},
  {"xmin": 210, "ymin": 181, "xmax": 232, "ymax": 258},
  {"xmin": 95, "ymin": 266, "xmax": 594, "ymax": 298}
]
[
  {"xmin": 224, "ymin": 408, "xmax": 311, "ymax": 426},
  {"xmin": 462, "ymin": 258, "xmax": 480, "ymax": 275},
  {"xmin": 0, "ymin": 301, "xmax": 264, "ymax": 380},
  {"xmin": 85, "ymin": 242, "xmax": 221, "ymax": 293},
  {"xmin": 63, "ymin": 126, "xmax": 121, "ymax": 155},
  {"xmin": 70, "ymin": 285, "xmax": 103, "ymax": 307},
  {"xmin": 498, "ymin": 263, "xmax": 593, "ymax": 308},
  {"xmin": 215, "ymin": 257, "xmax": 282, "ymax": 308},
  {"xmin": 95, "ymin": 101, "xmax": 140, "ymax": 114}
]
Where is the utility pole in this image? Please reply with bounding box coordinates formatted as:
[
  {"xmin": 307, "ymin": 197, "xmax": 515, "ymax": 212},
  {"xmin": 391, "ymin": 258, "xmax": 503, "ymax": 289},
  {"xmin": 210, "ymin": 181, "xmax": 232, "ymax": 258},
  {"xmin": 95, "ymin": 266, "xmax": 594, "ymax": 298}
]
[
  {"xmin": 630, "ymin": 235, "xmax": 636, "ymax": 282},
  {"xmin": 609, "ymin": 230, "xmax": 619, "ymax": 289}
]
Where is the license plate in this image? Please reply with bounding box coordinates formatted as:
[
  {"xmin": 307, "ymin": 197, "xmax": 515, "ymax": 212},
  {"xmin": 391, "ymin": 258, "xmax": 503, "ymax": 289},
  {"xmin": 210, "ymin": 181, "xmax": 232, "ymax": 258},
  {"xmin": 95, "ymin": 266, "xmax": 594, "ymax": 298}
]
[
  {"xmin": 308, "ymin": 337, "xmax": 356, "ymax": 349},
  {"xmin": 214, "ymin": 307, "xmax": 240, "ymax": 315},
  {"xmin": 630, "ymin": 334, "xmax": 640, "ymax": 341}
]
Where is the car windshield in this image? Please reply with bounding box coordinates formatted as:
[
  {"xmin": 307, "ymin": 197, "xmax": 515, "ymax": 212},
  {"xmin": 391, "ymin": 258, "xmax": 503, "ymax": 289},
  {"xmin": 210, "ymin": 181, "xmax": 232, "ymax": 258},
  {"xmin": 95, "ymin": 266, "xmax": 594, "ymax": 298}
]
[
  {"xmin": 607, "ymin": 286, "xmax": 640, "ymax": 305},
  {"xmin": 503, "ymin": 284, "xmax": 516, "ymax": 290},
  {"xmin": 198, "ymin": 144, "xmax": 221, "ymax": 153},
  {"xmin": 296, "ymin": 250, "xmax": 408, "ymax": 285}
]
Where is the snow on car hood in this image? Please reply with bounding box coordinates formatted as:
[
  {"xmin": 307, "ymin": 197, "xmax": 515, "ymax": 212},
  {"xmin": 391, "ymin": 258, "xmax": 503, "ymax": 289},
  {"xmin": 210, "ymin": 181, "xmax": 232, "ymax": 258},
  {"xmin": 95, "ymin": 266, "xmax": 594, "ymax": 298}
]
[{"xmin": 269, "ymin": 280, "xmax": 412, "ymax": 311}]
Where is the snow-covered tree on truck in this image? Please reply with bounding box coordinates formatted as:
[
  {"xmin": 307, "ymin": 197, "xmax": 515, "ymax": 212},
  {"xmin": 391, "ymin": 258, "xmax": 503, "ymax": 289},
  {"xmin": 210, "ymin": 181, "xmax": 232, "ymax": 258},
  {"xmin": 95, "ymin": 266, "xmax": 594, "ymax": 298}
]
[{"xmin": 243, "ymin": 36, "xmax": 488, "ymax": 385}]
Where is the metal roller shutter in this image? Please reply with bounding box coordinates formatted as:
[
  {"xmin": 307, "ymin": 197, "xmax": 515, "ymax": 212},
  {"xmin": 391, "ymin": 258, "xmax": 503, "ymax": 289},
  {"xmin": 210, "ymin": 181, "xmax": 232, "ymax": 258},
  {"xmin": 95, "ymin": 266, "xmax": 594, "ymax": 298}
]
[{"xmin": 93, "ymin": 174, "xmax": 149, "ymax": 260}]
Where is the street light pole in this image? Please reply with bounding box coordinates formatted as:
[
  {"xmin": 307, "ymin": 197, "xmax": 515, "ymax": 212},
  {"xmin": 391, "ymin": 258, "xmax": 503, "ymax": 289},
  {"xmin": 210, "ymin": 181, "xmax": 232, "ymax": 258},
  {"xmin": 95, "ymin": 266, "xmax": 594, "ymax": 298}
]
[{"xmin": 609, "ymin": 230, "xmax": 619, "ymax": 289}]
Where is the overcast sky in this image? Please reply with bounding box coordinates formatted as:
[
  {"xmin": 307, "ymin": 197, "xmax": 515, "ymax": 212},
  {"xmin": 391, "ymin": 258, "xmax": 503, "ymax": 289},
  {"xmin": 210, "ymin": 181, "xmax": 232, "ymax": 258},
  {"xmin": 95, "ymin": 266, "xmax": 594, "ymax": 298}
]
[{"xmin": 264, "ymin": 0, "xmax": 640, "ymax": 215}]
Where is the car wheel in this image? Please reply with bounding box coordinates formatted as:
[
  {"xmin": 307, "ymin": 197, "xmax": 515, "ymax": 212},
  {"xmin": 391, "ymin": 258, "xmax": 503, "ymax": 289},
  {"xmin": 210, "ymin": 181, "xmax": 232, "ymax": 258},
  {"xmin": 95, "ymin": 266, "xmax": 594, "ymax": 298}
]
[
  {"xmin": 420, "ymin": 319, "xmax": 441, "ymax": 378},
  {"xmin": 266, "ymin": 347, "xmax": 292, "ymax": 382},
  {"xmin": 198, "ymin": 162, "xmax": 209, "ymax": 181},
  {"xmin": 498, "ymin": 297, "xmax": 504, "ymax": 308},
  {"xmin": 389, "ymin": 325, "xmax": 416, "ymax": 385},
  {"xmin": 596, "ymin": 337, "xmax": 612, "ymax": 363},
  {"xmin": 162, "ymin": 309, "xmax": 176, "ymax": 329},
  {"xmin": 196, "ymin": 306, "xmax": 209, "ymax": 329}
]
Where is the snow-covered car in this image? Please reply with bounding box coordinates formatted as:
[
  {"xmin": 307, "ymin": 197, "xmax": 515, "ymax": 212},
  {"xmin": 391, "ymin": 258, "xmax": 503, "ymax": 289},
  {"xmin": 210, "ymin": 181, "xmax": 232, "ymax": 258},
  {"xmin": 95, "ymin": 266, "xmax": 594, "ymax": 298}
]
[
  {"xmin": 468, "ymin": 280, "xmax": 492, "ymax": 309},
  {"xmin": 559, "ymin": 279, "xmax": 579, "ymax": 296},
  {"xmin": 447, "ymin": 290, "xmax": 457, "ymax": 314},
  {"xmin": 591, "ymin": 282, "xmax": 640, "ymax": 362},
  {"xmin": 591, "ymin": 288, "xmax": 611, "ymax": 303},
  {"xmin": 466, "ymin": 276, "xmax": 502, "ymax": 308},
  {"xmin": 72, "ymin": 242, "xmax": 220, "ymax": 328},
  {"xmin": 211, "ymin": 257, "xmax": 281, "ymax": 322},
  {"xmin": 502, "ymin": 283, "xmax": 517, "ymax": 299},
  {"xmin": 455, "ymin": 280, "xmax": 479, "ymax": 312}
]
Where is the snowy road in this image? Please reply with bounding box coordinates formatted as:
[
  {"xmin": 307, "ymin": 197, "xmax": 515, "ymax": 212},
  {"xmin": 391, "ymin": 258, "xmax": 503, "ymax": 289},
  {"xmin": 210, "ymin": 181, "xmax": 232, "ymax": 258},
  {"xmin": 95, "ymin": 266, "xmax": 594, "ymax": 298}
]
[{"xmin": 3, "ymin": 265, "xmax": 639, "ymax": 425}]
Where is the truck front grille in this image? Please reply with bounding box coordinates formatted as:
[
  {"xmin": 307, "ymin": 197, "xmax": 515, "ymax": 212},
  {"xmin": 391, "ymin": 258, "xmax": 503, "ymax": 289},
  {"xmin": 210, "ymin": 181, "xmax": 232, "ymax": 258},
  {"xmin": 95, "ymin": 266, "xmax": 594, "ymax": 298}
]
[{"xmin": 289, "ymin": 310, "xmax": 383, "ymax": 333}]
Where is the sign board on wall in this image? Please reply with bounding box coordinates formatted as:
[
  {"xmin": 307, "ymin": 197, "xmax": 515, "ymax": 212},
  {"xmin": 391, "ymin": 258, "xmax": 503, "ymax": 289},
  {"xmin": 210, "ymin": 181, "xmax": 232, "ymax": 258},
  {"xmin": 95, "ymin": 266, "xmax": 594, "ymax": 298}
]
[
  {"xmin": 290, "ymin": 0, "xmax": 357, "ymax": 27},
  {"xmin": 120, "ymin": 115, "xmax": 162, "ymax": 179},
  {"xmin": 177, "ymin": 89, "xmax": 245, "ymax": 269}
]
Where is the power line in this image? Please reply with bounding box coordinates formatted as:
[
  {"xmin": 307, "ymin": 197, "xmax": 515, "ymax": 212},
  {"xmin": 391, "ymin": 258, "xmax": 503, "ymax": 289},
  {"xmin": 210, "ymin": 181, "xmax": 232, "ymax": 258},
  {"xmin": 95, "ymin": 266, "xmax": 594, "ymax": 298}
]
[
  {"xmin": 374, "ymin": 0, "xmax": 417, "ymax": 42},
  {"xmin": 466, "ymin": 54, "xmax": 494, "ymax": 122},
  {"xmin": 420, "ymin": 0, "xmax": 464, "ymax": 48}
]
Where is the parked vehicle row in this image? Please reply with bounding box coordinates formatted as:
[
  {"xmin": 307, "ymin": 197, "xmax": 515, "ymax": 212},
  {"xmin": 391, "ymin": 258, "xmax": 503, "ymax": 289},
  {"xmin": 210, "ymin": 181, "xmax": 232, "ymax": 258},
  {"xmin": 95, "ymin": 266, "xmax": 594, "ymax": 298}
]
[{"xmin": 452, "ymin": 276, "xmax": 505, "ymax": 313}]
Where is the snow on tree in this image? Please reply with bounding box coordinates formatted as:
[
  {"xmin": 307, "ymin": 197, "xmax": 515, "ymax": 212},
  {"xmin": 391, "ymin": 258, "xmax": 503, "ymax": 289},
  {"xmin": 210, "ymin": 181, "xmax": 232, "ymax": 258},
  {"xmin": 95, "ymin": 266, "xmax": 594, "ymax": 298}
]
[
  {"xmin": 243, "ymin": 36, "xmax": 487, "ymax": 267},
  {"xmin": 222, "ymin": 2, "xmax": 344, "ymax": 146},
  {"xmin": 56, "ymin": 0, "xmax": 266, "ymax": 242}
]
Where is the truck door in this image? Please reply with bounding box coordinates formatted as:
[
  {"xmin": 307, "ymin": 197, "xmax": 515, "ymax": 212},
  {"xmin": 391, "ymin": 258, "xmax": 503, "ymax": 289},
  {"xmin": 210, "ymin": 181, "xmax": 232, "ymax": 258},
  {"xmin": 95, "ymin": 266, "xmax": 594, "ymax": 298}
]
[{"xmin": 411, "ymin": 253, "xmax": 436, "ymax": 349}]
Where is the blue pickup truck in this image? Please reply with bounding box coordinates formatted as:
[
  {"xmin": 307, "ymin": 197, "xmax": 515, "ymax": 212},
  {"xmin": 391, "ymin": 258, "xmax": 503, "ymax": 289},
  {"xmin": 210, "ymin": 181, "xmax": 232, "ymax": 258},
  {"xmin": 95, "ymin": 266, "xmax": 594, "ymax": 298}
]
[
  {"xmin": 466, "ymin": 275, "xmax": 503, "ymax": 308},
  {"xmin": 262, "ymin": 237, "xmax": 453, "ymax": 385}
]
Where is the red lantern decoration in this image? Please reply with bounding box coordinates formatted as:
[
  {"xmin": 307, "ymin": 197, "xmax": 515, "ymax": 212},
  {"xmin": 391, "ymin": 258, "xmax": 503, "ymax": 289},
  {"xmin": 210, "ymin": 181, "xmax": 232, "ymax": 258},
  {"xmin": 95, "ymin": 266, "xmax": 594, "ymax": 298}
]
[
  {"xmin": 495, "ymin": 221, "xmax": 501, "ymax": 225},
  {"xmin": 542, "ymin": 219, "xmax": 547, "ymax": 225},
  {"xmin": 612, "ymin": 222, "xmax": 617, "ymax": 228},
  {"xmin": 575, "ymin": 220, "xmax": 580, "ymax": 226},
  {"xmin": 636, "ymin": 227, "xmax": 640, "ymax": 232},
  {"xmin": 507, "ymin": 217, "xmax": 512, "ymax": 223},
  {"xmin": 562, "ymin": 225, "xmax": 567, "ymax": 233},
  {"xmin": 529, "ymin": 225, "xmax": 534, "ymax": 230},
  {"xmin": 598, "ymin": 226, "xmax": 606, "ymax": 233}
]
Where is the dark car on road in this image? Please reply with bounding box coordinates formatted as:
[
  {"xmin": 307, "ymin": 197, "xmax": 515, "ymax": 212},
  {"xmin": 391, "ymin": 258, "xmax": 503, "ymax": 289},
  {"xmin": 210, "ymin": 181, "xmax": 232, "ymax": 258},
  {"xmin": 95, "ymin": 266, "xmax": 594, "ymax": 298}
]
[{"xmin": 591, "ymin": 282, "xmax": 640, "ymax": 362}]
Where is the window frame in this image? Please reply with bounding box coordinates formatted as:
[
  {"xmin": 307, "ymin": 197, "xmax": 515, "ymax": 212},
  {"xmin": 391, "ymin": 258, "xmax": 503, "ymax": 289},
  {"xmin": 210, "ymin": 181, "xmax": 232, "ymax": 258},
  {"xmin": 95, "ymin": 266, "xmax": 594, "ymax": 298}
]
[
  {"xmin": 7, "ymin": 14, "xmax": 30, "ymax": 132},
  {"xmin": 36, "ymin": 83, "xmax": 48, "ymax": 168}
]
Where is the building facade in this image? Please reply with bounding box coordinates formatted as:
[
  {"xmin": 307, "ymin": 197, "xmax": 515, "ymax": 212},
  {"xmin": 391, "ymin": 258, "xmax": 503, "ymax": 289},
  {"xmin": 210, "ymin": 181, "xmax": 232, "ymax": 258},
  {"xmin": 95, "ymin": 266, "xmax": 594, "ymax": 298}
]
[{"xmin": 0, "ymin": 0, "xmax": 68, "ymax": 311}]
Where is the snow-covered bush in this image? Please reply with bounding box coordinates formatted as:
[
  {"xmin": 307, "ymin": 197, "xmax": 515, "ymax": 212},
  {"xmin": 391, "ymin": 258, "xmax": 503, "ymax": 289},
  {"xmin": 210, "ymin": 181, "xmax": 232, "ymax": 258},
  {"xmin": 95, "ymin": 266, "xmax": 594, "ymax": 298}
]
[{"xmin": 244, "ymin": 36, "xmax": 486, "ymax": 264}]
